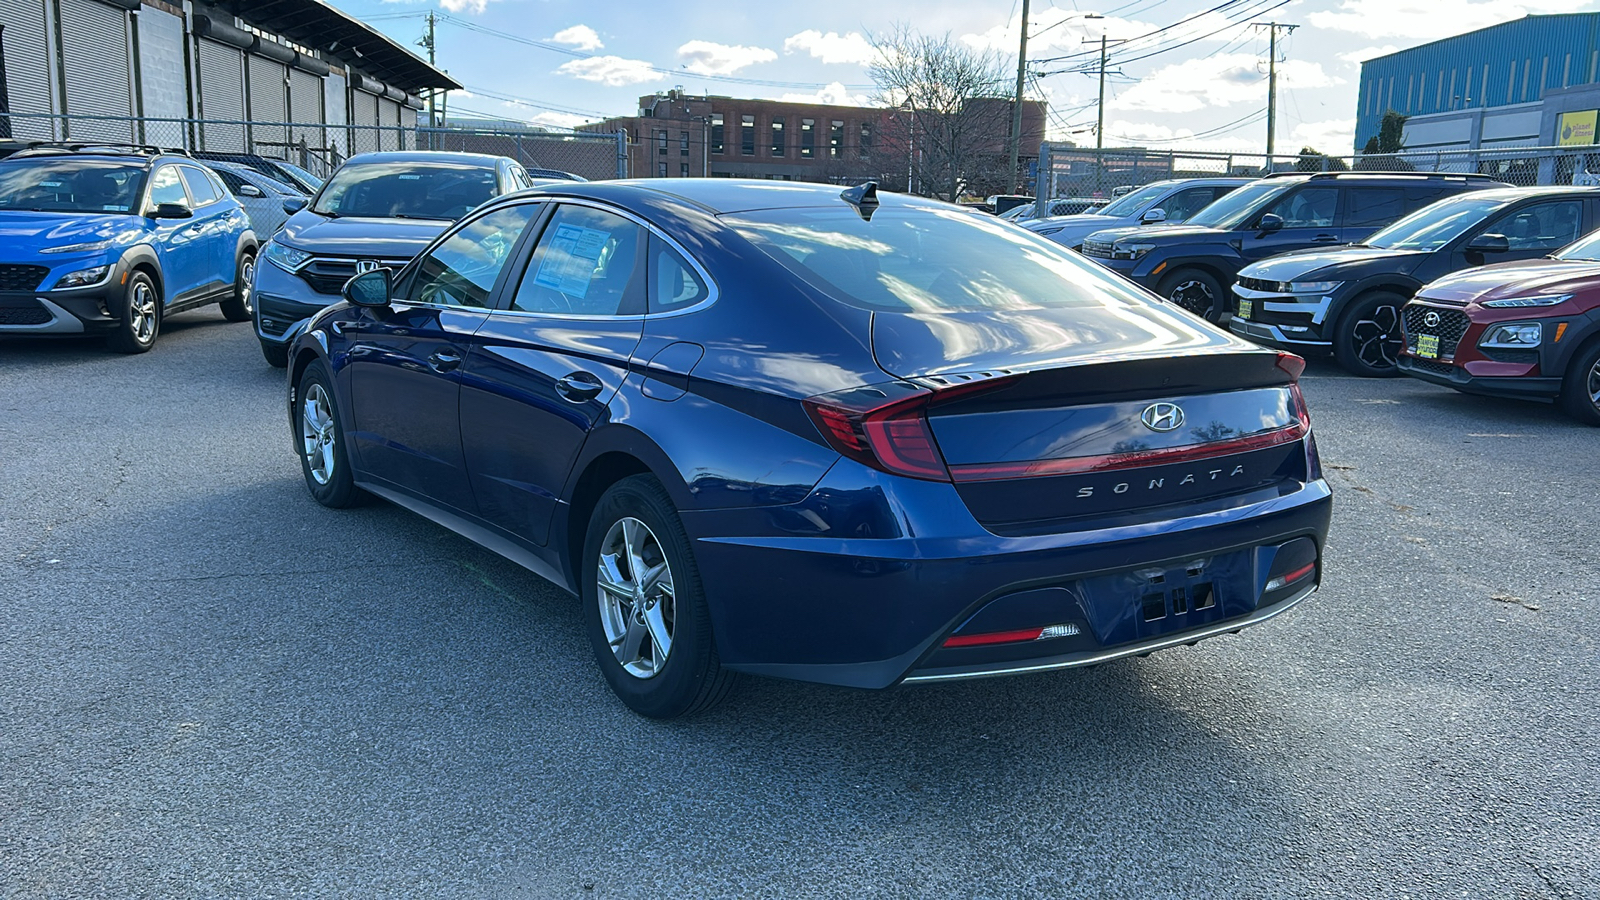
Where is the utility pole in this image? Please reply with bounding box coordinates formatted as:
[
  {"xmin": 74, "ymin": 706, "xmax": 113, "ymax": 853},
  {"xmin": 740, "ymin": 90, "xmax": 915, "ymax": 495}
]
[
  {"xmin": 1256, "ymin": 22, "xmax": 1298, "ymax": 163},
  {"xmin": 1007, "ymin": 0, "xmax": 1031, "ymax": 194},
  {"xmin": 419, "ymin": 11, "xmax": 437, "ymax": 127}
]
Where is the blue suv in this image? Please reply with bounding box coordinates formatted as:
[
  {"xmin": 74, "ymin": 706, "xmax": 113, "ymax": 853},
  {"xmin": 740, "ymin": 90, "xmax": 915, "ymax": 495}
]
[
  {"xmin": 0, "ymin": 144, "xmax": 257, "ymax": 353},
  {"xmin": 253, "ymin": 151, "xmax": 537, "ymax": 367}
]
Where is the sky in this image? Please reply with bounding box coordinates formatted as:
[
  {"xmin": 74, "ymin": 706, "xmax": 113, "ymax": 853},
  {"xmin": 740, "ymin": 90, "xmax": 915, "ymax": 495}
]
[{"xmin": 330, "ymin": 0, "xmax": 1600, "ymax": 155}]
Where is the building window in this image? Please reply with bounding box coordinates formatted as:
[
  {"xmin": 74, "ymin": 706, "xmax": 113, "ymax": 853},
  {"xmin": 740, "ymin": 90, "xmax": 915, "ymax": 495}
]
[
  {"xmin": 741, "ymin": 114, "xmax": 755, "ymax": 156},
  {"xmin": 710, "ymin": 114, "xmax": 724, "ymax": 154},
  {"xmin": 680, "ymin": 131, "xmax": 689, "ymax": 156},
  {"xmin": 801, "ymin": 118, "xmax": 814, "ymax": 158},
  {"xmin": 658, "ymin": 162, "xmax": 668, "ymax": 177},
  {"xmin": 770, "ymin": 117, "xmax": 785, "ymax": 156},
  {"xmin": 657, "ymin": 130, "xmax": 668, "ymax": 155},
  {"xmin": 830, "ymin": 120, "xmax": 843, "ymax": 158},
  {"xmin": 681, "ymin": 163, "xmax": 689, "ymax": 177},
  {"xmin": 859, "ymin": 123, "xmax": 872, "ymax": 157}
]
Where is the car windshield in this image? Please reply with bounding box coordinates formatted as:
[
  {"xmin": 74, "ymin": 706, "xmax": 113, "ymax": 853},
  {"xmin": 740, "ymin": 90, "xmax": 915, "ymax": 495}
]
[
  {"xmin": 1097, "ymin": 183, "xmax": 1171, "ymax": 218},
  {"xmin": 1365, "ymin": 194, "xmax": 1511, "ymax": 251},
  {"xmin": 726, "ymin": 204, "xmax": 1159, "ymax": 313},
  {"xmin": 0, "ymin": 158, "xmax": 146, "ymax": 214},
  {"xmin": 1555, "ymin": 229, "xmax": 1600, "ymax": 261},
  {"xmin": 310, "ymin": 162, "xmax": 497, "ymax": 220},
  {"xmin": 1185, "ymin": 180, "xmax": 1290, "ymax": 229}
]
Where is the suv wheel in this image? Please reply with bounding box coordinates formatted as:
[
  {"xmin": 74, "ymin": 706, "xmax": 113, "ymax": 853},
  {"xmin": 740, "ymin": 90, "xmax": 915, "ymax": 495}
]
[
  {"xmin": 1158, "ymin": 268, "xmax": 1224, "ymax": 321},
  {"xmin": 106, "ymin": 271, "xmax": 160, "ymax": 354},
  {"xmin": 1333, "ymin": 291, "xmax": 1405, "ymax": 377},
  {"xmin": 218, "ymin": 251, "xmax": 255, "ymax": 322},
  {"xmin": 1559, "ymin": 338, "xmax": 1600, "ymax": 426}
]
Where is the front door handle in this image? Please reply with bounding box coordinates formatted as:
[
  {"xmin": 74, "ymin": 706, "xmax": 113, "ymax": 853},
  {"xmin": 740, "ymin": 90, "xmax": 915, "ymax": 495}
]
[
  {"xmin": 555, "ymin": 371, "xmax": 604, "ymax": 402},
  {"xmin": 428, "ymin": 349, "xmax": 463, "ymax": 372},
  {"xmin": 1311, "ymin": 234, "xmax": 1340, "ymax": 243}
]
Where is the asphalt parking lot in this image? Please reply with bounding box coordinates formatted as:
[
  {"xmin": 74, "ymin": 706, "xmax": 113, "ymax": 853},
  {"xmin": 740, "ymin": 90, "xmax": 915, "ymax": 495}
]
[{"xmin": 2, "ymin": 314, "xmax": 1596, "ymax": 900}]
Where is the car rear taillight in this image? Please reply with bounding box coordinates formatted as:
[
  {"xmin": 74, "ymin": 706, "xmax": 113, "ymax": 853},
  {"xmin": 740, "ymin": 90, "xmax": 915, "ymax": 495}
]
[{"xmin": 803, "ymin": 376, "xmax": 1019, "ymax": 481}]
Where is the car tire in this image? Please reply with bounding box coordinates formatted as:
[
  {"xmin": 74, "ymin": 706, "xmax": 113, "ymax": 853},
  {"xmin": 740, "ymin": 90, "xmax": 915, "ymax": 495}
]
[
  {"xmin": 294, "ymin": 361, "xmax": 366, "ymax": 508},
  {"xmin": 582, "ymin": 474, "xmax": 736, "ymax": 719},
  {"xmin": 218, "ymin": 251, "xmax": 255, "ymax": 323},
  {"xmin": 1158, "ymin": 268, "xmax": 1225, "ymax": 321},
  {"xmin": 1559, "ymin": 338, "xmax": 1600, "ymax": 426},
  {"xmin": 260, "ymin": 338, "xmax": 289, "ymax": 369},
  {"xmin": 106, "ymin": 270, "xmax": 160, "ymax": 354},
  {"xmin": 1333, "ymin": 291, "xmax": 1406, "ymax": 377}
]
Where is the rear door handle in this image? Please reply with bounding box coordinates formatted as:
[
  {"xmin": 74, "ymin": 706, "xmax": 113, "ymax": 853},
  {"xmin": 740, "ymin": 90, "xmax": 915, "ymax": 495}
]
[
  {"xmin": 555, "ymin": 371, "xmax": 604, "ymax": 402},
  {"xmin": 428, "ymin": 349, "xmax": 463, "ymax": 372},
  {"xmin": 1311, "ymin": 234, "xmax": 1340, "ymax": 243}
]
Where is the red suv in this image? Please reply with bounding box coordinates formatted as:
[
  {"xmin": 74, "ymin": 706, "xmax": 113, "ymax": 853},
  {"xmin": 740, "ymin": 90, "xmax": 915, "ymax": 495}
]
[{"xmin": 1397, "ymin": 228, "xmax": 1600, "ymax": 425}]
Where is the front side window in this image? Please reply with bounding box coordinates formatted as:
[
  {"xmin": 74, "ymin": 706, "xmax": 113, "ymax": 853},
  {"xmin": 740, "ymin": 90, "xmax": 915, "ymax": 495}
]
[
  {"xmin": 0, "ymin": 158, "xmax": 146, "ymax": 213},
  {"xmin": 1185, "ymin": 180, "xmax": 1293, "ymax": 229},
  {"xmin": 147, "ymin": 165, "xmax": 189, "ymax": 210},
  {"xmin": 1263, "ymin": 187, "xmax": 1337, "ymax": 228},
  {"xmin": 406, "ymin": 204, "xmax": 539, "ymax": 308},
  {"xmin": 509, "ymin": 204, "xmax": 645, "ymax": 316},
  {"xmin": 312, "ymin": 162, "xmax": 499, "ymax": 221},
  {"xmin": 1097, "ymin": 182, "xmax": 1171, "ymax": 218},
  {"xmin": 1158, "ymin": 187, "xmax": 1220, "ymax": 222},
  {"xmin": 1484, "ymin": 200, "xmax": 1585, "ymax": 252}
]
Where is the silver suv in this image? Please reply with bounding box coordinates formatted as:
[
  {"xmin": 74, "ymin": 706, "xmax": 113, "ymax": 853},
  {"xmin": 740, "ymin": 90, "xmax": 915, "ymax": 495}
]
[{"xmin": 1025, "ymin": 177, "xmax": 1254, "ymax": 251}]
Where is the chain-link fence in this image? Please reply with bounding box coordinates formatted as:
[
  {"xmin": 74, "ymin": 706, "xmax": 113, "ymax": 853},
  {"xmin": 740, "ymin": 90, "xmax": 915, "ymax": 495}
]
[
  {"xmin": 0, "ymin": 113, "xmax": 628, "ymax": 181},
  {"xmin": 1036, "ymin": 143, "xmax": 1600, "ymax": 211}
]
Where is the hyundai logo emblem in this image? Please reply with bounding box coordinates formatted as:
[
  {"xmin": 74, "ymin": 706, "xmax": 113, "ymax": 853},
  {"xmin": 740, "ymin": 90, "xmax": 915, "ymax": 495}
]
[
  {"xmin": 1422, "ymin": 311, "xmax": 1441, "ymax": 328},
  {"xmin": 355, "ymin": 260, "xmax": 380, "ymax": 274},
  {"xmin": 1141, "ymin": 402, "xmax": 1185, "ymax": 432}
]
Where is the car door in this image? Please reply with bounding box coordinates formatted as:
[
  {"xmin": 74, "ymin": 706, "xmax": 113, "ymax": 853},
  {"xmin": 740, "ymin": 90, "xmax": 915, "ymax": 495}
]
[
  {"xmin": 1455, "ymin": 199, "xmax": 1588, "ymax": 268},
  {"xmin": 458, "ymin": 201, "xmax": 649, "ymax": 546},
  {"xmin": 345, "ymin": 203, "xmax": 541, "ymax": 509},
  {"xmin": 144, "ymin": 164, "xmax": 207, "ymax": 301},
  {"xmin": 178, "ymin": 164, "xmax": 237, "ymax": 295},
  {"xmin": 1239, "ymin": 186, "xmax": 1341, "ymax": 263}
]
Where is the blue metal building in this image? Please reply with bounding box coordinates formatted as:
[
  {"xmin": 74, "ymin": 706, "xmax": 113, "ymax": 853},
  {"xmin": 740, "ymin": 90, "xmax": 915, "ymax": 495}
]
[{"xmin": 1354, "ymin": 13, "xmax": 1600, "ymax": 151}]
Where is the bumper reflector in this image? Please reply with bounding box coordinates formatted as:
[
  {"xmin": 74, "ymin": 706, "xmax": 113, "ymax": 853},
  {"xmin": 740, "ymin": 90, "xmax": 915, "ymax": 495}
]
[
  {"xmin": 944, "ymin": 623, "xmax": 1080, "ymax": 648},
  {"xmin": 1264, "ymin": 561, "xmax": 1315, "ymax": 593}
]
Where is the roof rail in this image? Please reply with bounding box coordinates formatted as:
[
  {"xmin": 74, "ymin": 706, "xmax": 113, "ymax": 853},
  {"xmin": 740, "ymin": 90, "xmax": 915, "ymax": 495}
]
[
  {"xmin": 10, "ymin": 141, "xmax": 189, "ymax": 159},
  {"xmin": 1261, "ymin": 170, "xmax": 1503, "ymax": 182}
]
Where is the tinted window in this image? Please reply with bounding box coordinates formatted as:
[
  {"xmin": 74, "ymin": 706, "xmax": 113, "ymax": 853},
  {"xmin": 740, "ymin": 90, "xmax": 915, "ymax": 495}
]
[
  {"xmin": 1264, "ymin": 187, "xmax": 1336, "ymax": 228},
  {"xmin": 509, "ymin": 205, "xmax": 645, "ymax": 316},
  {"xmin": 0, "ymin": 158, "xmax": 144, "ymax": 213},
  {"xmin": 1187, "ymin": 180, "xmax": 1294, "ymax": 229},
  {"xmin": 1159, "ymin": 187, "xmax": 1219, "ymax": 222},
  {"xmin": 1485, "ymin": 200, "xmax": 1585, "ymax": 252},
  {"xmin": 312, "ymin": 162, "xmax": 499, "ymax": 220},
  {"xmin": 1403, "ymin": 186, "xmax": 1453, "ymax": 207},
  {"xmin": 179, "ymin": 166, "xmax": 221, "ymax": 206},
  {"xmin": 406, "ymin": 205, "xmax": 539, "ymax": 308},
  {"xmin": 728, "ymin": 205, "xmax": 1157, "ymax": 314},
  {"xmin": 214, "ymin": 169, "xmax": 247, "ymax": 195},
  {"xmin": 649, "ymin": 235, "xmax": 709, "ymax": 313},
  {"xmin": 1344, "ymin": 187, "xmax": 1406, "ymax": 229},
  {"xmin": 1366, "ymin": 194, "xmax": 1510, "ymax": 251},
  {"xmin": 1097, "ymin": 182, "xmax": 1169, "ymax": 218},
  {"xmin": 148, "ymin": 166, "xmax": 188, "ymax": 209}
]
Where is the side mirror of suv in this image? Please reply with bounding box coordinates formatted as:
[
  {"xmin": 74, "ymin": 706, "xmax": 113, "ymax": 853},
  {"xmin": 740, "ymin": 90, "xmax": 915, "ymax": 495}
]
[
  {"xmin": 149, "ymin": 202, "xmax": 193, "ymax": 220},
  {"xmin": 1141, "ymin": 207, "xmax": 1167, "ymax": 225},
  {"xmin": 1256, "ymin": 213, "xmax": 1284, "ymax": 234},
  {"xmin": 1465, "ymin": 233, "xmax": 1510, "ymax": 254},
  {"xmin": 237, "ymin": 184, "xmax": 265, "ymax": 199},
  {"xmin": 282, "ymin": 197, "xmax": 308, "ymax": 215},
  {"xmin": 343, "ymin": 268, "xmax": 392, "ymax": 309}
]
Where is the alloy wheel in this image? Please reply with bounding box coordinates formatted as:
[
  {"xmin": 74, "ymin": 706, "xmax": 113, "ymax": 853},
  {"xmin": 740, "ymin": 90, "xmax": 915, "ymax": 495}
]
[
  {"xmin": 300, "ymin": 383, "xmax": 337, "ymax": 486},
  {"xmin": 240, "ymin": 258, "xmax": 255, "ymax": 316},
  {"xmin": 1588, "ymin": 357, "xmax": 1600, "ymax": 408},
  {"xmin": 1350, "ymin": 303, "xmax": 1402, "ymax": 371},
  {"xmin": 1169, "ymin": 279, "xmax": 1214, "ymax": 318},
  {"xmin": 129, "ymin": 281, "xmax": 157, "ymax": 343},
  {"xmin": 596, "ymin": 516, "xmax": 676, "ymax": 679}
]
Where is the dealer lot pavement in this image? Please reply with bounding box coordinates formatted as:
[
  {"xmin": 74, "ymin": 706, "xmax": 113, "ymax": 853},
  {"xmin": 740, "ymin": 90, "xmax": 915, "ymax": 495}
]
[{"xmin": 2, "ymin": 316, "xmax": 1595, "ymax": 899}]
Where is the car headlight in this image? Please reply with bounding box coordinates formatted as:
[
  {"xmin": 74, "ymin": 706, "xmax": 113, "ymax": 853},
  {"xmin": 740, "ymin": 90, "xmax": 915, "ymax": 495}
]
[
  {"xmin": 263, "ymin": 240, "xmax": 313, "ymax": 272},
  {"xmin": 1482, "ymin": 293, "xmax": 1572, "ymax": 308},
  {"xmin": 1288, "ymin": 280, "xmax": 1343, "ymax": 293},
  {"xmin": 39, "ymin": 241, "xmax": 113, "ymax": 254},
  {"xmin": 1111, "ymin": 242, "xmax": 1156, "ymax": 260},
  {"xmin": 52, "ymin": 265, "xmax": 112, "ymax": 289},
  {"xmin": 1479, "ymin": 323, "xmax": 1542, "ymax": 348}
]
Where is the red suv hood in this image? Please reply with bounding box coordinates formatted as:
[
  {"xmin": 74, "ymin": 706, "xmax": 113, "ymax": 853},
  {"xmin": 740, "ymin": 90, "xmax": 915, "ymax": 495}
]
[{"xmin": 1418, "ymin": 258, "xmax": 1600, "ymax": 305}]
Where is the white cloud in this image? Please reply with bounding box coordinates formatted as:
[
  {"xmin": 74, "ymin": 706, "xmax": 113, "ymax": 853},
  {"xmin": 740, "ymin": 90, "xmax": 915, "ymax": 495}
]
[
  {"xmin": 784, "ymin": 30, "xmax": 876, "ymax": 66},
  {"xmin": 1100, "ymin": 118, "xmax": 1263, "ymax": 154},
  {"xmin": 779, "ymin": 82, "xmax": 872, "ymax": 107},
  {"xmin": 962, "ymin": 9, "xmax": 1226, "ymax": 57},
  {"xmin": 677, "ymin": 40, "xmax": 777, "ymax": 76},
  {"xmin": 527, "ymin": 110, "xmax": 593, "ymax": 130},
  {"xmin": 438, "ymin": 0, "xmax": 492, "ymax": 13},
  {"xmin": 548, "ymin": 25, "xmax": 603, "ymax": 52},
  {"xmin": 1289, "ymin": 119, "xmax": 1358, "ymax": 154},
  {"xmin": 1308, "ymin": 0, "xmax": 1593, "ymax": 40},
  {"xmin": 1111, "ymin": 54, "xmax": 1343, "ymax": 114},
  {"xmin": 555, "ymin": 56, "xmax": 661, "ymax": 87},
  {"xmin": 1339, "ymin": 45, "xmax": 1400, "ymax": 65}
]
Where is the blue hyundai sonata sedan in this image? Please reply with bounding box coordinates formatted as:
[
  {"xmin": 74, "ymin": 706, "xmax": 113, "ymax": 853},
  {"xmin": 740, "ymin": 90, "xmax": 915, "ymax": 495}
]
[{"xmin": 285, "ymin": 179, "xmax": 1332, "ymax": 718}]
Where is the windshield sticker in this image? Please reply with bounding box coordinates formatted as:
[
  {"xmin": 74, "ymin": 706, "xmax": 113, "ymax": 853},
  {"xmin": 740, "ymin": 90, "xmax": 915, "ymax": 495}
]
[
  {"xmin": 532, "ymin": 223, "xmax": 610, "ymax": 300},
  {"xmin": 41, "ymin": 181, "xmax": 62, "ymax": 187},
  {"xmin": 399, "ymin": 174, "xmax": 422, "ymax": 180},
  {"xmin": 103, "ymin": 205, "xmax": 130, "ymax": 212}
]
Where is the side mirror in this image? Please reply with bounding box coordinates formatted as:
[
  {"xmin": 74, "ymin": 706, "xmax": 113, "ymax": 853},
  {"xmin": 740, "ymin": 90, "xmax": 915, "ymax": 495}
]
[
  {"xmin": 282, "ymin": 197, "xmax": 308, "ymax": 214},
  {"xmin": 1465, "ymin": 233, "xmax": 1510, "ymax": 254},
  {"xmin": 237, "ymin": 183, "xmax": 265, "ymax": 199},
  {"xmin": 1256, "ymin": 212, "xmax": 1284, "ymax": 234},
  {"xmin": 149, "ymin": 202, "xmax": 192, "ymax": 219},
  {"xmin": 1141, "ymin": 207, "xmax": 1167, "ymax": 225},
  {"xmin": 343, "ymin": 268, "xmax": 392, "ymax": 308}
]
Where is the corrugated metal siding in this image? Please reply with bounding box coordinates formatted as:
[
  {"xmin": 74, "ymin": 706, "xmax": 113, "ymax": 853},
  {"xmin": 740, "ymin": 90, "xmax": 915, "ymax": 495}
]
[
  {"xmin": 1356, "ymin": 13, "xmax": 1600, "ymax": 149},
  {"xmin": 135, "ymin": 6, "xmax": 186, "ymax": 134},
  {"xmin": 350, "ymin": 87, "xmax": 377, "ymax": 154},
  {"xmin": 322, "ymin": 71, "xmax": 347, "ymax": 158},
  {"xmin": 377, "ymin": 97, "xmax": 400, "ymax": 150},
  {"xmin": 288, "ymin": 67, "xmax": 323, "ymax": 156},
  {"xmin": 58, "ymin": 0, "xmax": 134, "ymax": 142},
  {"xmin": 0, "ymin": 0, "xmax": 55, "ymax": 139},
  {"xmin": 198, "ymin": 38, "xmax": 246, "ymax": 151},
  {"xmin": 248, "ymin": 54, "xmax": 287, "ymax": 150}
]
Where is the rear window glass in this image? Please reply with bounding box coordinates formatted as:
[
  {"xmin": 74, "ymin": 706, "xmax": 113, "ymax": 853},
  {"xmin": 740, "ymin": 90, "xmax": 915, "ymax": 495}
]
[{"xmin": 725, "ymin": 205, "xmax": 1159, "ymax": 313}]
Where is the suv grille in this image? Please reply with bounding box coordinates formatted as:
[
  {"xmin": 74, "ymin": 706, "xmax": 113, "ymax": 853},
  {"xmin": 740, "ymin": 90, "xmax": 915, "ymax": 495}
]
[
  {"xmin": 0, "ymin": 265, "xmax": 50, "ymax": 292},
  {"xmin": 1402, "ymin": 305, "xmax": 1470, "ymax": 359},
  {"xmin": 297, "ymin": 258, "xmax": 410, "ymax": 296},
  {"xmin": 0, "ymin": 298, "xmax": 50, "ymax": 325},
  {"xmin": 1080, "ymin": 239, "xmax": 1113, "ymax": 259}
]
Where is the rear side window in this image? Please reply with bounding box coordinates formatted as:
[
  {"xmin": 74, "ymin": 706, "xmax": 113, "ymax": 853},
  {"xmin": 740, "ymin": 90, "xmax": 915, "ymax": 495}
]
[
  {"xmin": 1344, "ymin": 187, "xmax": 1406, "ymax": 229},
  {"xmin": 648, "ymin": 235, "xmax": 709, "ymax": 313}
]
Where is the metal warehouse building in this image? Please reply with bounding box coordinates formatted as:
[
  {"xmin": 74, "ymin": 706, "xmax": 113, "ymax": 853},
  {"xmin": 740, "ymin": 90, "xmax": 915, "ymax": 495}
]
[
  {"xmin": 0, "ymin": 0, "xmax": 456, "ymax": 160},
  {"xmin": 1354, "ymin": 13, "xmax": 1600, "ymax": 154}
]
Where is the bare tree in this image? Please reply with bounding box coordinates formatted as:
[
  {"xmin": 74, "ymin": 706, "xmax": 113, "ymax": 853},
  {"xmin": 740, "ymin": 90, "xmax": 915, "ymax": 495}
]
[{"xmin": 867, "ymin": 25, "xmax": 1014, "ymax": 201}]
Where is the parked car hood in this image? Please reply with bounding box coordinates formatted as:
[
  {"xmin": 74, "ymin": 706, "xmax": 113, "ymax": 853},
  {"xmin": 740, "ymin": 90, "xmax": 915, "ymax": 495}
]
[
  {"xmin": 1239, "ymin": 246, "xmax": 1427, "ymax": 282},
  {"xmin": 1417, "ymin": 258, "xmax": 1600, "ymax": 304},
  {"xmin": 1025, "ymin": 213, "xmax": 1122, "ymax": 231},
  {"xmin": 1084, "ymin": 223, "xmax": 1220, "ymax": 245},
  {"xmin": 276, "ymin": 210, "xmax": 450, "ymax": 258},
  {"xmin": 0, "ymin": 210, "xmax": 144, "ymax": 245}
]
